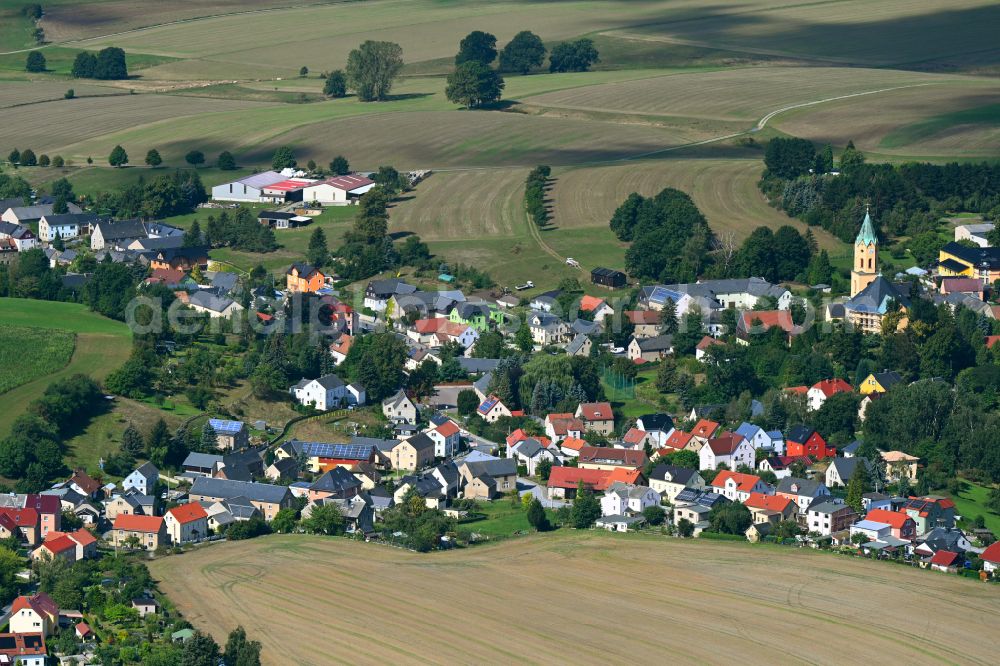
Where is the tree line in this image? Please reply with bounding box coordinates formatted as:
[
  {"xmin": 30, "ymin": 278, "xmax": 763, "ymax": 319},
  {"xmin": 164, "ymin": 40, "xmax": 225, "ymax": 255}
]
[
  {"xmin": 7, "ymin": 148, "xmax": 65, "ymax": 168},
  {"xmin": 524, "ymin": 165, "xmax": 550, "ymax": 226},
  {"xmin": 760, "ymin": 136, "xmax": 1000, "ymax": 246}
]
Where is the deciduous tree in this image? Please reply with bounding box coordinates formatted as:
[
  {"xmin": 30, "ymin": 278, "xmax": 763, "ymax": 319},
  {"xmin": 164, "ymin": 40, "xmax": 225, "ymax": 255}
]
[
  {"xmin": 498, "ymin": 31, "xmax": 546, "ymax": 74},
  {"xmin": 346, "ymin": 40, "xmax": 404, "ymax": 102}
]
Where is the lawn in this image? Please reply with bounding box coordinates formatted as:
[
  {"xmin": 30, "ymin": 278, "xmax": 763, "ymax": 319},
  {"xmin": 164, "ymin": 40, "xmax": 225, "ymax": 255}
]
[
  {"xmin": 949, "ymin": 480, "xmax": 1000, "ymax": 535},
  {"xmin": 150, "ymin": 531, "xmax": 1000, "ymax": 665},
  {"xmin": 0, "ymin": 324, "xmax": 75, "ymax": 394},
  {"xmin": 459, "ymin": 500, "xmax": 556, "ymax": 538},
  {"xmin": 0, "ymin": 299, "xmax": 131, "ymax": 437},
  {"xmin": 602, "ymin": 366, "xmax": 662, "ymax": 419}
]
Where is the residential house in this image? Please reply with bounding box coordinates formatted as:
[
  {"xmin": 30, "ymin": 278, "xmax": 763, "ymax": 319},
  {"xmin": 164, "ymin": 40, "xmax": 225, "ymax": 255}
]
[
  {"xmin": 695, "ymin": 335, "xmax": 724, "ymax": 361},
  {"xmin": 123, "ymin": 462, "xmax": 159, "ymax": 496},
  {"xmin": 509, "ymin": 438, "xmax": 560, "ymax": 476},
  {"xmin": 579, "ymin": 295, "xmax": 615, "ymax": 321},
  {"xmin": 699, "ymin": 433, "xmax": 755, "ymax": 471},
  {"xmin": 600, "ymin": 483, "xmax": 660, "ymax": 517},
  {"xmin": 785, "ymin": 425, "xmax": 835, "ymax": 459},
  {"xmin": 806, "ymin": 379, "xmax": 853, "ymax": 411},
  {"xmin": 528, "ymin": 310, "xmax": 569, "ymax": 346},
  {"xmin": 147, "ymin": 246, "xmax": 208, "ymax": 272},
  {"xmin": 458, "ymin": 458, "xmax": 517, "ymax": 500},
  {"xmin": 979, "ymin": 541, "xmax": 1000, "ymax": 575},
  {"xmin": 164, "ymin": 503, "xmax": 209, "ymax": 544},
  {"xmin": 648, "ymin": 465, "xmax": 705, "ymax": 502},
  {"xmin": 710, "ymin": 470, "xmax": 771, "ymax": 502},
  {"xmin": 901, "ymin": 496, "xmax": 956, "ymax": 535},
  {"xmin": 859, "ymin": 370, "xmax": 903, "ymax": 396},
  {"xmin": 545, "ymin": 466, "xmax": 642, "ymax": 499},
  {"xmin": 625, "ymin": 310, "xmax": 661, "ymax": 338},
  {"xmin": 0, "ymin": 633, "xmax": 46, "ymax": 665},
  {"xmin": 390, "ymin": 434, "xmax": 437, "ymax": 471},
  {"xmin": 744, "ymin": 492, "xmax": 797, "ymax": 524},
  {"xmin": 182, "ymin": 452, "xmax": 223, "ymax": 477},
  {"xmin": 577, "ymin": 446, "xmax": 646, "ymax": 471},
  {"xmin": 188, "ymin": 478, "xmax": 293, "ymax": 521},
  {"xmin": 734, "ymin": 422, "xmax": 784, "ymax": 456},
  {"xmin": 825, "ymin": 457, "xmax": 872, "ymax": 488},
  {"xmin": 595, "ymin": 514, "xmax": 646, "ymax": 532},
  {"xmin": 635, "ymin": 414, "xmax": 674, "ymax": 447},
  {"xmin": 736, "ymin": 310, "xmax": 800, "ymax": 345},
  {"xmin": 308, "ymin": 467, "xmax": 363, "ymax": 502},
  {"xmin": 301, "ymin": 174, "xmax": 376, "ymax": 205},
  {"xmin": 745, "ymin": 522, "xmax": 773, "ymax": 543},
  {"xmin": 425, "ymin": 419, "xmax": 461, "ymax": 458},
  {"xmin": 30, "ymin": 534, "xmax": 77, "ymax": 563},
  {"xmin": 104, "ymin": 490, "xmax": 153, "ymax": 521},
  {"xmin": 290, "ymin": 374, "xmax": 356, "ymax": 411},
  {"xmin": 68, "ymin": 470, "xmax": 101, "ymax": 499},
  {"xmin": 329, "ymin": 334, "xmax": 354, "ymax": 366},
  {"xmin": 776, "ymin": 477, "xmax": 831, "ymax": 514},
  {"xmin": 851, "ymin": 519, "xmax": 892, "ymax": 543},
  {"xmin": 112, "ymin": 514, "xmax": 167, "ymax": 551},
  {"xmin": 477, "ymin": 395, "xmax": 513, "ymax": 423},
  {"xmin": 575, "ymin": 402, "xmax": 615, "ymax": 436},
  {"xmin": 286, "ymin": 262, "xmax": 325, "ymax": 294},
  {"xmin": 690, "ymin": 419, "xmax": 720, "ymax": 447},
  {"xmin": 410, "ymin": 318, "xmax": 479, "ymax": 349},
  {"xmin": 382, "ymin": 390, "xmax": 417, "ymax": 424},
  {"xmin": 565, "ymin": 333, "xmax": 592, "ymax": 357},
  {"xmin": 0, "ymin": 222, "xmax": 37, "ymax": 253},
  {"xmin": 882, "ymin": 451, "xmax": 919, "ymax": 482},
  {"xmin": 529, "ymin": 290, "xmax": 561, "ymax": 312},
  {"xmin": 9, "ymin": 593, "xmax": 59, "ymax": 637},
  {"xmin": 364, "ymin": 278, "xmax": 416, "ymax": 311},
  {"xmin": 394, "ymin": 474, "xmax": 447, "ymax": 509},
  {"xmin": 661, "ymin": 429, "xmax": 696, "ymax": 453},
  {"xmin": 132, "ymin": 597, "xmax": 159, "ymax": 618},
  {"xmin": 545, "ymin": 413, "xmax": 585, "ymax": 443},
  {"xmin": 34, "ymin": 529, "xmax": 97, "ymax": 563},
  {"xmin": 913, "ymin": 527, "xmax": 975, "ymax": 559},
  {"xmin": 449, "ymin": 302, "xmax": 499, "ymax": 332},
  {"xmin": 88, "ymin": 219, "xmax": 147, "ymax": 250},
  {"xmin": 806, "ymin": 499, "xmax": 857, "ymax": 537},
  {"xmin": 864, "ymin": 509, "xmax": 917, "ymax": 540},
  {"xmin": 861, "ymin": 491, "xmax": 892, "ymax": 512},
  {"xmin": 672, "ymin": 488, "xmax": 728, "ymax": 533},
  {"xmin": 928, "ymin": 550, "xmax": 962, "ymax": 573},
  {"xmin": 627, "ymin": 335, "xmax": 673, "ymax": 362},
  {"xmin": 187, "ymin": 290, "xmax": 244, "ymax": 318},
  {"xmin": 265, "ymin": 457, "xmax": 299, "ymax": 482},
  {"xmin": 758, "ymin": 455, "xmax": 812, "ymax": 480},
  {"xmin": 559, "ymin": 436, "xmax": 587, "ymax": 458},
  {"xmin": 207, "ymin": 419, "xmax": 249, "ymax": 450},
  {"xmin": 38, "ymin": 212, "xmax": 99, "ymax": 242}
]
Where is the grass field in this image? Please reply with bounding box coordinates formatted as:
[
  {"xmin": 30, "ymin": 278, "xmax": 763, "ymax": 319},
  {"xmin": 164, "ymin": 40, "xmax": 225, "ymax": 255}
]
[
  {"xmin": 0, "ymin": 324, "xmax": 75, "ymax": 394},
  {"xmin": 949, "ymin": 481, "xmax": 1000, "ymax": 535},
  {"xmin": 150, "ymin": 532, "xmax": 1000, "ymax": 665},
  {"xmin": 0, "ymin": 299, "xmax": 131, "ymax": 437}
]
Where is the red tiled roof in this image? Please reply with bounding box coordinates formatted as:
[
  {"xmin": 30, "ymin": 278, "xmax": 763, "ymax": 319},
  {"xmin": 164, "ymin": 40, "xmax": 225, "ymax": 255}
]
[
  {"xmin": 11, "ymin": 592, "xmax": 58, "ymax": 620},
  {"xmin": 606, "ymin": 467, "xmax": 643, "ymax": 486},
  {"xmin": 696, "ymin": 335, "xmax": 723, "ymax": 351},
  {"xmin": 739, "ymin": 310, "xmax": 795, "ymax": 334},
  {"xmin": 940, "ymin": 278, "xmax": 983, "ymax": 294},
  {"xmin": 0, "ymin": 507, "xmax": 38, "ymax": 528},
  {"xmin": 623, "ymin": 428, "xmax": 647, "ymax": 445},
  {"xmin": 578, "ymin": 402, "xmax": 613, "ymax": 421},
  {"xmin": 705, "ymin": 432, "xmax": 746, "ymax": 456},
  {"xmin": 810, "ymin": 378, "xmax": 853, "ymax": 398},
  {"xmin": 691, "ymin": 419, "xmax": 720, "ymax": 439},
  {"xmin": 625, "ymin": 310, "xmax": 660, "ymax": 325},
  {"xmin": 70, "ymin": 470, "xmax": 101, "ymax": 494},
  {"xmin": 711, "ymin": 470, "xmax": 761, "ymax": 493},
  {"xmin": 167, "ymin": 503, "xmax": 208, "ymax": 525},
  {"xmin": 930, "ymin": 550, "xmax": 961, "ymax": 566},
  {"xmin": 548, "ymin": 416, "xmax": 584, "ymax": 436},
  {"xmin": 865, "ymin": 509, "xmax": 913, "ymax": 530},
  {"xmin": 664, "ymin": 430, "xmax": 693, "ymax": 449},
  {"xmin": 578, "ymin": 446, "xmax": 646, "ymax": 467},
  {"xmin": 506, "ymin": 428, "xmax": 531, "ymax": 447},
  {"xmin": 435, "ymin": 420, "xmax": 460, "ymax": 437},
  {"xmin": 579, "ymin": 295, "xmax": 606, "ymax": 312},
  {"xmin": 42, "ymin": 535, "xmax": 76, "ymax": 554},
  {"xmin": 785, "ymin": 385, "xmax": 808, "ymax": 395},
  {"xmin": 330, "ymin": 334, "xmax": 354, "ymax": 355},
  {"xmin": 76, "ymin": 622, "xmax": 92, "ymax": 636},
  {"xmin": 744, "ymin": 492, "xmax": 793, "ymax": 513},
  {"xmin": 114, "ymin": 514, "xmax": 164, "ymax": 532},
  {"xmin": 560, "ymin": 436, "xmax": 586, "ymax": 452},
  {"xmin": 981, "ymin": 541, "xmax": 1000, "ymax": 564},
  {"xmin": 68, "ymin": 528, "xmax": 97, "ymax": 547},
  {"xmin": 547, "ymin": 467, "xmax": 609, "ymax": 490},
  {"xmin": 415, "ymin": 318, "xmax": 469, "ymax": 337},
  {"xmin": 319, "ymin": 174, "xmax": 375, "ymax": 191},
  {"xmin": 986, "ymin": 335, "xmax": 1000, "ymax": 350}
]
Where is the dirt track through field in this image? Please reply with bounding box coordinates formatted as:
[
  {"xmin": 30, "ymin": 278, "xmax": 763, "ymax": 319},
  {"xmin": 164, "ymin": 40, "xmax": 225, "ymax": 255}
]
[{"xmin": 151, "ymin": 533, "xmax": 1000, "ymax": 666}]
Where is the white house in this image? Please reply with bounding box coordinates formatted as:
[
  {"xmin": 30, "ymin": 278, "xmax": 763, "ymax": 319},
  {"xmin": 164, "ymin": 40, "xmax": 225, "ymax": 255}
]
[
  {"xmin": 290, "ymin": 375, "xmax": 353, "ymax": 410},
  {"xmin": 425, "ymin": 420, "xmax": 461, "ymax": 458},
  {"xmin": 509, "ymin": 438, "xmax": 560, "ymax": 476},
  {"xmin": 850, "ymin": 519, "xmax": 892, "ymax": 543},
  {"xmin": 709, "ymin": 470, "xmax": 772, "ymax": 503},
  {"xmin": 600, "ymin": 482, "xmax": 660, "ymax": 517},
  {"xmin": 0, "ymin": 221, "xmax": 38, "ymax": 251},
  {"xmin": 648, "ymin": 464, "xmax": 705, "ymax": 502},
  {"xmin": 734, "ymin": 422, "xmax": 784, "ymax": 455},
  {"xmin": 187, "ymin": 291, "xmax": 245, "ymax": 319},
  {"xmin": 38, "ymin": 213, "xmax": 90, "ymax": 242},
  {"xmin": 122, "ymin": 462, "xmax": 158, "ymax": 496},
  {"xmin": 301, "ymin": 174, "xmax": 376, "ymax": 205},
  {"xmin": 163, "ymin": 503, "xmax": 209, "ymax": 544},
  {"xmin": 806, "ymin": 378, "xmax": 852, "ymax": 411},
  {"xmin": 806, "ymin": 499, "xmax": 857, "ymax": 537},
  {"xmin": 382, "ymin": 390, "xmax": 417, "ymax": 424},
  {"xmin": 477, "ymin": 395, "xmax": 513, "ymax": 422},
  {"xmin": 211, "ymin": 171, "xmax": 285, "ymax": 202},
  {"xmin": 698, "ymin": 433, "xmax": 755, "ymax": 471}
]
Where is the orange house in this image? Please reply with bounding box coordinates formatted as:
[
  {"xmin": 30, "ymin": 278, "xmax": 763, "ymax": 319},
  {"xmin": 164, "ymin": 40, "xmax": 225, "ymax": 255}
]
[{"xmin": 286, "ymin": 262, "xmax": 325, "ymax": 293}]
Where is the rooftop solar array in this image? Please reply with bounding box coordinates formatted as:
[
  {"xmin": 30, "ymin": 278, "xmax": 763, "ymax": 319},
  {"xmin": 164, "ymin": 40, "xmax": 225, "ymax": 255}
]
[
  {"xmin": 301, "ymin": 442, "xmax": 372, "ymax": 460},
  {"xmin": 208, "ymin": 419, "xmax": 244, "ymax": 434}
]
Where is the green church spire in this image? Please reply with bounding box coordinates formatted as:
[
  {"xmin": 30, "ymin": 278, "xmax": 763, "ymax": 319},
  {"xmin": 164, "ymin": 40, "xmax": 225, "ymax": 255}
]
[{"xmin": 856, "ymin": 206, "xmax": 878, "ymax": 246}]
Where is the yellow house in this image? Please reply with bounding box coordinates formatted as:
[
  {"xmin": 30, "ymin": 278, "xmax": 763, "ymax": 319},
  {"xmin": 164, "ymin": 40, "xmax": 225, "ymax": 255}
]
[
  {"xmin": 938, "ymin": 242, "xmax": 1000, "ymax": 282},
  {"xmin": 859, "ymin": 370, "xmax": 903, "ymax": 396}
]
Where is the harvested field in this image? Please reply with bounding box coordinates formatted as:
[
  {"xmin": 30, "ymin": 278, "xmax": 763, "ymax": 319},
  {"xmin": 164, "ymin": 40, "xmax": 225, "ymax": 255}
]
[
  {"xmin": 0, "ymin": 94, "xmax": 272, "ymax": 156},
  {"xmin": 150, "ymin": 532, "xmax": 1000, "ymax": 666},
  {"xmin": 389, "ymin": 169, "xmax": 526, "ymax": 241},
  {"xmin": 0, "ymin": 81, "xmax": 119, "ymax": 109},
  {"xmin": 550, "ymin": 159, "xmax": 846, "ymax": 251},
  {"xmin": 521, "ymin": 67, "xmax": 954, "ymax": 122},
  {"xmin": 772, "ymin": 82, "xmax": 1000, "ymax": 158},
  {"xmin": 611, "ymin": 0, "xmax": 1000, "ymax": 69}
]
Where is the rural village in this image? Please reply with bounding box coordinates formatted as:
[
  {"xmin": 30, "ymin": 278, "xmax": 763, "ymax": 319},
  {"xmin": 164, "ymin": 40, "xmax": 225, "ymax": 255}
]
[{"xmin": 0, "ymin": 0, "xmax": 997, "ymax": 664}]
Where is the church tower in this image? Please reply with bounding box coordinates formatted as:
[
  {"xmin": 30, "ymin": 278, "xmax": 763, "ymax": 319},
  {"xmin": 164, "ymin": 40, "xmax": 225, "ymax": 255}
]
[{"xmin": 851, "ymin": 207, "xmax": 878, "ymax": 297}]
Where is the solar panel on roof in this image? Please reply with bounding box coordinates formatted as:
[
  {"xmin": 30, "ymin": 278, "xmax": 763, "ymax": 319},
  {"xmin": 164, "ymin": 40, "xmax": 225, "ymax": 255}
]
[
  {"xmin": 208, "ymin": 419, "xmax": 244, "ymax": 434},
  {"xmin": 301, "ymin": 442, "xmax": 372, "ymax": 460}
]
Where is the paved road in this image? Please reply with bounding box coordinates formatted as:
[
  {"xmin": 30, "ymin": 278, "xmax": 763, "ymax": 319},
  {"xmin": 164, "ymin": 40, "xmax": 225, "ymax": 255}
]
[{"xmin": 518, "ymin": 478, "xmax": 569, "ymax": 509}]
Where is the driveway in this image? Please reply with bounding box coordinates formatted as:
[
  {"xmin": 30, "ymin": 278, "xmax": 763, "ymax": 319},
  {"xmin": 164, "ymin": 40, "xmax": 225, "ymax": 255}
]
[{"xmin": 518, "ymin": 477, "xmax": 569, "ymax": 509}]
